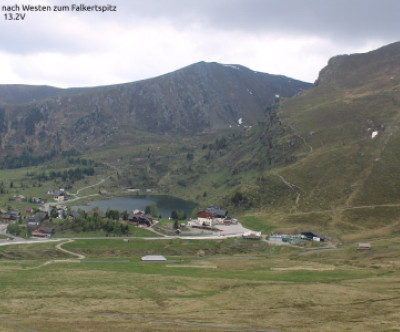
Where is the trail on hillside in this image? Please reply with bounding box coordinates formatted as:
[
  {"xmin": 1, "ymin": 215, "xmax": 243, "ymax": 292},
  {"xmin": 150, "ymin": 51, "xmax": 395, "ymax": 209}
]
[
  {"xmin": 75, "ymin": 175, "xmax": 112, "ymax": 195},
  {"xmin": 288, "ymin": 123, "xmax": 313, "ymax": 153},
  {"xmin": 55, "ymin": 239, "xmax": 86, "ymax": 259},
  {"xmin": 274, "ymin": 174, "xmax": 302, "ymax": 212},
  {"xmin": 0, "ymin": 240, "xmax": 85, "ymax": 271}
]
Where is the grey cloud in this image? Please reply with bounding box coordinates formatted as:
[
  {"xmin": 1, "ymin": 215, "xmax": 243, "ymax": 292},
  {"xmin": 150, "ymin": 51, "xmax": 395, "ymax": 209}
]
[
  {"xmin": 5, "ymin": 0, "xmax": 400, "ymax": 56},
  {"xmin": 114, "ymin": 0, "xmax": 400, "ymax": 43}
]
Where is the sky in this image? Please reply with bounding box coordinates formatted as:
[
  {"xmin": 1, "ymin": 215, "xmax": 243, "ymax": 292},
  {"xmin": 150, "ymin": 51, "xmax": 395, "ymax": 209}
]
[{"xmin": 0, "ymin": 0, "xmax": 399, "ymax": 88}]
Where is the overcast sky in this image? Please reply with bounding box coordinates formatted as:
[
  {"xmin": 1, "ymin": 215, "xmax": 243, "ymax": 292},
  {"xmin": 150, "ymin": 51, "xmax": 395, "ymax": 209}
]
[{"xmin": 0, "ymin": 0, "xmax": 399, "ymax": 88}]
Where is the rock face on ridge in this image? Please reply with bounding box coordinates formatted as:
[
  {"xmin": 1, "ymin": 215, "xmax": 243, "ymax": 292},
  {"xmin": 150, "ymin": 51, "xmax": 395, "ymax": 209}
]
[{"xmin": 315, "ymin": 41, "xmax": 400, "ymax": 90}]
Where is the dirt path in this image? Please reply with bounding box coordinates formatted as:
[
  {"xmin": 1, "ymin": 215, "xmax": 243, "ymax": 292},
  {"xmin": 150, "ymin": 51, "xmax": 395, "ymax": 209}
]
[
  {"xmin": 75, "ymin": 175, "xmax": 111, "ymax": 195},
  {"xmin": 55, "ymin": 239, "xmax": 86, "ymax": 259},
  {"xmin": 1, "ymin": 240, "xmax": 86, "ymax": 271}
]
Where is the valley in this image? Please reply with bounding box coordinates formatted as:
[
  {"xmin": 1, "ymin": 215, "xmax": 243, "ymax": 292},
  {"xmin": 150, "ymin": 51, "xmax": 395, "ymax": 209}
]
[{"xmin": 1, "ymin": 43, "xmax": 400, "ymax": 331}]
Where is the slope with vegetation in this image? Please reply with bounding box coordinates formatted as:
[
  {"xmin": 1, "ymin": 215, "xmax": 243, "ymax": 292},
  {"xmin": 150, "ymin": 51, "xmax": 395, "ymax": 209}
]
[{"xmin": 233, "ymin": 42, "xmax": 400, "ymax": 242}]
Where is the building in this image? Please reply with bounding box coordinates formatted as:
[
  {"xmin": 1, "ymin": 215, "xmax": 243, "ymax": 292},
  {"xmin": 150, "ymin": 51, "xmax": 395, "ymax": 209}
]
[
  {"xmin": 300, "ymin": 231, "xmax": 326, "ymax": 242},
  {"xmin": 2, "ymin": 214, "xmax": 11, "ymax": 223},
  {"xmin": 358, "ymin": 243, "xmax": 371, "ymax": 250},
  {"xmin": 204, "ymin": 206, "xmax": 228, "ymax": 222},
  {"xmin": 54, "ymin": 195, "xmax": 65, "ymax": 202},
  {"xmin": 141, "ymin": 255, "xmax": 167, "ymax": 261},
  {"xmin": 27, "ymin": 215, "xmax": 41, "ymax": 228},
  {"xmin": 193, "ymin": 206, "xmax": 229, "ymax": 228},
  {"xmin": 32, "ymin": 226, "xmax": 55, "ymax": 238},
  {"xmin": 15, "ymin": 195, "xmax": 25, "ymax": 202},
  {"xmin": 128, "ymin": 211, "xmax": 153, "ymax": 227},
  {"xmin": 242, "ymin": 231, "xmax": 262, "ymax": 240},
  {"xmin": 196, "ymin": 210, "xmax": 214, "ymax": 227}
]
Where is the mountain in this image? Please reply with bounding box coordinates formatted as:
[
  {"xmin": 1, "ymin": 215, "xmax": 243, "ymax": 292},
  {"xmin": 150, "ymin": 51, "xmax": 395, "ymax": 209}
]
[
  {"xmin": 224, "ymin": 41, "xmax": 400, "ymax": 240},
  {"xmin": 0, "ymin": 62, "xmax": 311, "ymax": 158}
]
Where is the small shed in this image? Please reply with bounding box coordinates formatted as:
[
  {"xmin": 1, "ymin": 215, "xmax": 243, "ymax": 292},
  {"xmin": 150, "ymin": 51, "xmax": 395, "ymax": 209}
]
[
  {"xmin": 141, "ymin": 255, "xmax": 167, "ymax": 262},
  {"xmin": 358, "ymin": 243, "xmax": 371, "ymax": 250}
]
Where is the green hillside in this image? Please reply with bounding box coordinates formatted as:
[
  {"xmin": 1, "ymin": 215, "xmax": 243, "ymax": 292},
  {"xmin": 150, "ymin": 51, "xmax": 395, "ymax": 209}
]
[{"xmin": 231, "ymin": 42, "xmax": 400, "ymax": 242}]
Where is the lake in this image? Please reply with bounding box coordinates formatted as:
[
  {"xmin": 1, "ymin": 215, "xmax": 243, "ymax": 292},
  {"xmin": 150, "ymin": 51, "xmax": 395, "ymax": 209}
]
[{"xmin": 73, "ymin": 195, "xmax": 197, "ymax": 218}]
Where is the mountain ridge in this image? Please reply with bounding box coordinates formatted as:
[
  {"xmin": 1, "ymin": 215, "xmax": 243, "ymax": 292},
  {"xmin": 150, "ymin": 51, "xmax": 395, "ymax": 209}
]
[{"xmin": 0, "ymin": 61, "xmax": 311, "ymax": 158}]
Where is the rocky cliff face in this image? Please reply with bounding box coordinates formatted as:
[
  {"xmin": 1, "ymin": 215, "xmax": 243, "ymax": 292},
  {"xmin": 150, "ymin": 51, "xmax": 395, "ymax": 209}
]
[
  {"xmin": 0, "ymin": 61, "xmax": 311, "ymax": 157},
  {"xmin": 315, "ymin": 41, "xmax": 400, "ymax": 90}
]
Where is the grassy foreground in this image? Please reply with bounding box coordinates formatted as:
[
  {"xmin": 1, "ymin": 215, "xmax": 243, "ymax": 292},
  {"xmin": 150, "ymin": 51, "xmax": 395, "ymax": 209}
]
[{"xmin": 0, "ymin": 238, "xmax": 400, "ymax": 331}]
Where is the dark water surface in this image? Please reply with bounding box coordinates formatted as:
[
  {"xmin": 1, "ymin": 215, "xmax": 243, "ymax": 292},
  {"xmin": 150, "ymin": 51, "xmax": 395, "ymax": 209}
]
[{"xmin": 73, "ymin": 195, "xmax": 197, "ymax": 218}]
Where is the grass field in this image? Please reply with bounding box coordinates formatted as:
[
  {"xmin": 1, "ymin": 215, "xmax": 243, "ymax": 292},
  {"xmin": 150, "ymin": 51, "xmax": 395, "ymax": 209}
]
[{"xmin": 0, "ymin": 238, "xmax": 399, "ymax": 331}]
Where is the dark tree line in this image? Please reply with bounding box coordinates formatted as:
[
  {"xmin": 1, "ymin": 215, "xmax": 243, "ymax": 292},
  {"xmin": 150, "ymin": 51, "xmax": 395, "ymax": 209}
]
[
  {"xmin": 56, "ymin": 209, "xmax": 129, "ymax": 236},
  {"xmin": 33, "ymin": 167, "xmax": 95, "ymax": 183},
  {"xmin": 170, "ymin": 210, "xmax": 187, "ymax": 220},
  {"xmin": 0, "ymin": 149, "xmax": 57, "ymax": 169}
]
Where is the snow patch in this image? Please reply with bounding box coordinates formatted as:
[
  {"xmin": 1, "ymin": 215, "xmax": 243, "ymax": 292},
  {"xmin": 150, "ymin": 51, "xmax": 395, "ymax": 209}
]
[
  {"xmin": 223, "ymin": 64, "xmax": 240, "ymax": 70},
  {"xmin": 247, "ymin": 89, "xmax": 253, "ymax": 95},
  {"xmin": 238, "ymin": 118, "xmax": 243, "ymax": 125},
  {"xmin": 371, "ymin": 131, "xmax": 378, "ymax": 139}
]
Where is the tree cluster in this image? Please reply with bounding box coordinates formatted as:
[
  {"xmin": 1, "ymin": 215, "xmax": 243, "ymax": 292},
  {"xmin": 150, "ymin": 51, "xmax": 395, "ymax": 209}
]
[
  {"xmin": 170, "ymin": 210, "xmax": 187, "ymax": 220},
  {"xmin": 56, "ymin": 209, "xmax": 129, "ymax": 236},
  {"xmin": 0, "ymin": 148, "xmax": 56, "ymax": 169},
  {"xmin": 6, "ymin": 223, "xmax": 21, "ymax": 236},
  {"xmin": 33, "ymin": 167, "xmax": 95, "ymax": 183},
  {"xmin": 145, "ymin": 203, "xmax": 158, "ymax": 218}
]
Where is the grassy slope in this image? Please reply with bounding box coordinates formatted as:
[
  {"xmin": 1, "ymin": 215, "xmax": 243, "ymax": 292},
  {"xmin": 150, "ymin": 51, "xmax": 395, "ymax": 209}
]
[
  {"xmin": 0, "ymin": 238, "xmax": 400, "ymax": 331},
  {"xmin": 251, "ymin": 74, "xmax": 400, "ymax": 243}
]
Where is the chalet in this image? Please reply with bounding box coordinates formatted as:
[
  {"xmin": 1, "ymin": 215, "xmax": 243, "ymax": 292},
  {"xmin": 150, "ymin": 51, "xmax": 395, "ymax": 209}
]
[
  {"xmin": 27, "ymin": 212, "xmax": 48, "ymax": 228},
  {"xmin": 54, "ymin": 195, "xmax": 65, "ymax": 202},
  {"xmin": 194, "ymin": 206, "xmax": 229, "ymax": 228},
  {"xmin": 31, "ymin": 197, "xmax": 44, "ymax": 204},
  {"xmin": 32, "ymin": 226, "xmax": 54, "ymax": 238},
  {"xmin": 197, "ymin": 210, "xmax": 213, "ymax": 227},
  {"xmin": 10, "ymin": 211, "xmax": 20, "ymax": 221},
  {"xmin": 15, "ymin": 195, "xmax": 25, "ymax": 202},
  {"xmin": 25, "ymin": 207, "xmax": 33, "ymax": 214},
  {"xmin": 128, "ymin": 211, "xmax": 153, "ymax": 227},
  {"xmin": 39, "ymin": 226, "xmax": 54, "ymax": 236},
  {"xmin": 2, "ymin": 214, "xmax": 11, "ymax": 223},
  {"xmin": 27, "ymin": 215, "xmax": 41, "ymax": 228},
  {"xmin": 47, "ymin": 189, "xmax": 67, "ymax": 202}
]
